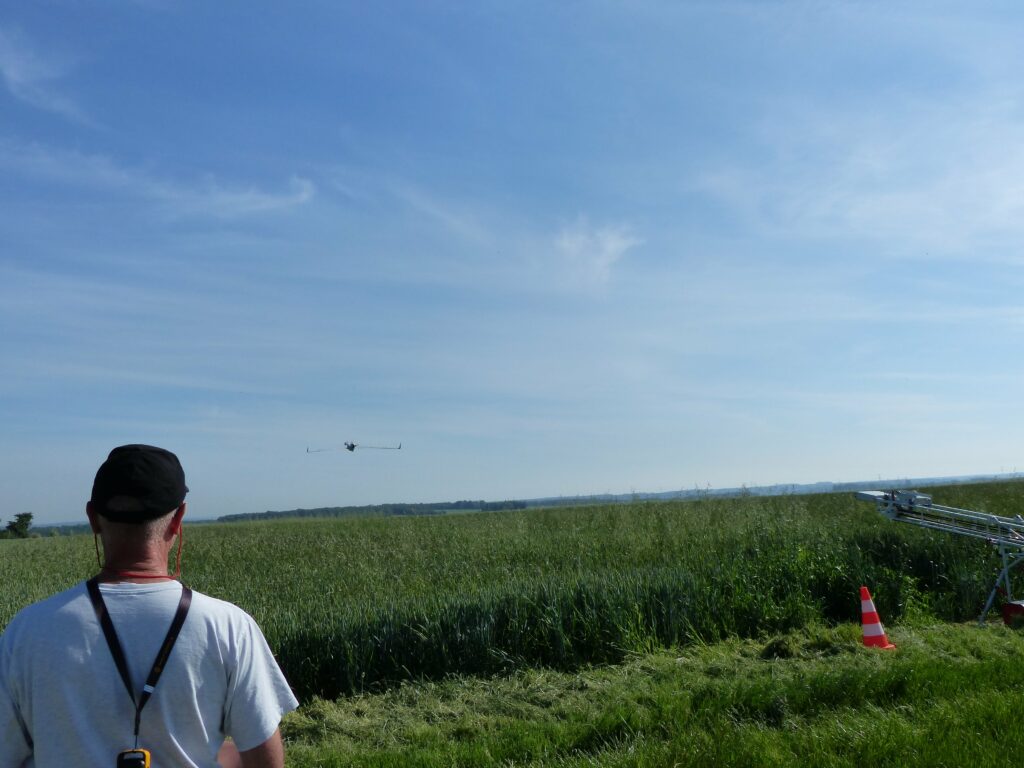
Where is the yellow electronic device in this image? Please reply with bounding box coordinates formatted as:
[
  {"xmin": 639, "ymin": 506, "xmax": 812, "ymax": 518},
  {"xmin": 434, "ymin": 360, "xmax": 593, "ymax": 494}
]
[{"xmin": 116, "ymin": 748, "xmax": 151, "ymax": 767}]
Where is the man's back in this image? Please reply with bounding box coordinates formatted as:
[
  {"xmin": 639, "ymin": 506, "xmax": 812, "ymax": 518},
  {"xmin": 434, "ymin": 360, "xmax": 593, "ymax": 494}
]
[{"xmin": 0, "ymin": 580, "xmax": 297, "ymax": 767}]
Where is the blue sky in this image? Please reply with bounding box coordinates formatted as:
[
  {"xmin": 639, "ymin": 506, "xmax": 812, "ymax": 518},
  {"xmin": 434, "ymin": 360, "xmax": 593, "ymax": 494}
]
[{"xmin": 3, "ymin": 2, "xmax": 1024, "ymax": 524}]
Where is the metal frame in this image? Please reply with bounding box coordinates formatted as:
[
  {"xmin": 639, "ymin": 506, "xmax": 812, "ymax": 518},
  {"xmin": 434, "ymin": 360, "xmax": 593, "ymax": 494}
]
[{"xmin": 856, "ymin": 490, "xmax": 1024, "ymax": 624}]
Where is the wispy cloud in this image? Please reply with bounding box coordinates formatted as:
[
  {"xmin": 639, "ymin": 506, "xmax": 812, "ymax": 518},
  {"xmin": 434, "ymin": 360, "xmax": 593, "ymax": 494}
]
[
  {"xmin": 167, "ymin": 174, "xmax": 315, "ymax": 217},
  {"xmin": 0, "ymin": 26, "xmax": 91, "ymax": 124},
  {"xmin": 0, "ymin": 140, "xmax": 314, "ymax": 217},
  {"xmin": 328, "ymin": 168, "xmax": 499, "ymax": 247},
  {"xmin": 555, "ymin": 217, "xmax": 642, "ymax": 285},
  {"xmin": 697, "ymin": 94, "xmax": 1024, "ymax": 259},
  {"xmin": 392, "ymin": 182, "xmax": 492, "ymax": 245},
  {"xmin": 328, "ymin": 170, "xmax": 649, "ymax": 295}
]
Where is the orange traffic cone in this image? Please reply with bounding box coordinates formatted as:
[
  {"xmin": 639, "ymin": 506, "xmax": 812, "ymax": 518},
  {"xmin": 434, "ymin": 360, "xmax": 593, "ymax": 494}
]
[{"xmin": 860, "ymin": 586, "xmax": 896, "ymax": 650}]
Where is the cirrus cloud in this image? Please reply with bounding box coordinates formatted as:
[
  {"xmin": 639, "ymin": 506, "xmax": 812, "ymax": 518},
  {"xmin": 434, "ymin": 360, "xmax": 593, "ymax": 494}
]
[
  {"xmin": 556, "ymin": 217, "xmax": 642, "ymax": 286},
  {"xmin": 0, "ymin": 26, "xmax": 91, "ymax": 124},
  {"xmin": 0, "ymin": 140, "xmax": 314, "ymax": 218}
]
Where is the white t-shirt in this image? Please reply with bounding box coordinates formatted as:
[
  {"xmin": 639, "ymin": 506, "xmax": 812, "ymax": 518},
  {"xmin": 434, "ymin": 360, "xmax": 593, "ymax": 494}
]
[{"xmin": 0, "ymin": 580, "xmax": 299, "ymax": 767}]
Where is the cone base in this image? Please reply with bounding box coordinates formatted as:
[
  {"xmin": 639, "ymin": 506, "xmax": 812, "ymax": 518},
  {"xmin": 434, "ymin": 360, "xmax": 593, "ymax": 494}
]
[{"xmin": 863, "ymin": 638, "xmax": 896, "ymax": 650}]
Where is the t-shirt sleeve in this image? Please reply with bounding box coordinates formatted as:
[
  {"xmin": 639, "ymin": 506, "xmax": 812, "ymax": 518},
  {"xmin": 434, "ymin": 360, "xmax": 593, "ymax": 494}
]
[
  {"xmin": 0, "ymin": 627, "xmax": 33, "ymax": 767},
  {"xmin": 222, "ymin": 612, "xmax": 299, "ymax": 752}
]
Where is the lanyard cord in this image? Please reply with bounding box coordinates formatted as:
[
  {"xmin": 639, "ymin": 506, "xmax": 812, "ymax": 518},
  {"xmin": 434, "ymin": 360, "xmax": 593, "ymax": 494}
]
[{"xmin": 85, "ymin": 578, "xmax": 192, "ymax": 748}]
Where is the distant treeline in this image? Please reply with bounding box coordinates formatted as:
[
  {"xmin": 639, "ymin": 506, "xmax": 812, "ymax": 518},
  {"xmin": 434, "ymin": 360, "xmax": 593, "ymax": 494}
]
[{"xmin": 218, "ymin": 499, "xmax": 527, "ymax": 523}]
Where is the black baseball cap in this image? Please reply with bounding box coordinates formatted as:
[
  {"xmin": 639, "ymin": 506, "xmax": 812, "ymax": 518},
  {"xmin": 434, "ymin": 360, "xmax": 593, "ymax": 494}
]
[{"xmin": 91, "ymin": 444, "xmax": 189, "ymax": 523}]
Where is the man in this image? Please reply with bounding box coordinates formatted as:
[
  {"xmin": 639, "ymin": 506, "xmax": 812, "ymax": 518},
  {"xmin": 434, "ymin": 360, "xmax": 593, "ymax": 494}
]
[{"xmin": 0, "ymin": 445, "xmax": 298, "ymax": 767}]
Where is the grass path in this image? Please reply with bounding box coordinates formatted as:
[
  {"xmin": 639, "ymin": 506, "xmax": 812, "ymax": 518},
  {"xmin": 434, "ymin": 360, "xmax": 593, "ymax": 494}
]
[{"xmin": 281, "ymin": 621, "xmax": 1024, "ymax": 767}]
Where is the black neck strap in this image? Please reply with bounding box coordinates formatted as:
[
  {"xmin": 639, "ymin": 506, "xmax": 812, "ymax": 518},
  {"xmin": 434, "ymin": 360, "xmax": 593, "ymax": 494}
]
[{"xmin": 85, "ymin": 577, "xmax": 192, "ymax": 744}]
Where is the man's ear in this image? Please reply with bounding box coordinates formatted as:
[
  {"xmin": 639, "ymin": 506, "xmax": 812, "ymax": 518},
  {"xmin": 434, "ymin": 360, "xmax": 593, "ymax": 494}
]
[
  {"xmin": 85, "ymin": 502, "xmax": 103, "ymax": 535},
  {"xmin": 169, "ymin": 503, "xmax": 186, "ymax": 536}
]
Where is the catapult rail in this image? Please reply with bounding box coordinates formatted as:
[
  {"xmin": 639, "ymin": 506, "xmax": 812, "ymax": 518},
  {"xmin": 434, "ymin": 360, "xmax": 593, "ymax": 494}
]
[
  {"xmin": 855, "ymin": 490, "xmax": 1024, "ymax": 550},
  {"xmin": 856, "ymin": 490, "xmax": 1024, "ymax": 623}
]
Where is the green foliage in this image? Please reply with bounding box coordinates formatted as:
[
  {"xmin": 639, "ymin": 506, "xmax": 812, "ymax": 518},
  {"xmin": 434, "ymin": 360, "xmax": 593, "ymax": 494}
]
[
  {"xmin": 0, "ymin": 482, "xmax": 1020, "ymax": 701},
  {"xmin": 1, "ymin": 513, "xmax": 33, "ymax": 539}
]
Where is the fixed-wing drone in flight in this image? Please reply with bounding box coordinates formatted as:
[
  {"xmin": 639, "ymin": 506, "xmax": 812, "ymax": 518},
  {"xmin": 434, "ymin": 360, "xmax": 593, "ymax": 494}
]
[{"xmin": 307, "ymin": 442, "xmax": 402, "ymax": 454}]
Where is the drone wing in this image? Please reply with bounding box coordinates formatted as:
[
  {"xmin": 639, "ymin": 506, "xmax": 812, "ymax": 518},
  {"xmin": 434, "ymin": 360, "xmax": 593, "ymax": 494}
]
[{"xmin": 307, "ymin": 442, "xmax": 401, "ymax": 453}]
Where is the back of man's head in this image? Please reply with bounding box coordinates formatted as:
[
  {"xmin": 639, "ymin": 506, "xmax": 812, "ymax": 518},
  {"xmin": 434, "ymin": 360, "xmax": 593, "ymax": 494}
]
[{"xmin": 91, "ymin": 444, "xmax": 188, "ymax": 524}]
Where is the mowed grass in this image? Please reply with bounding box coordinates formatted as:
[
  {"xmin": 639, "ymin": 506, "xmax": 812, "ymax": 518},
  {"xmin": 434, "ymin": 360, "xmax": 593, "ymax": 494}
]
[
  {"xmin": 280, "ymin": 622, "xmax": 1024, "ymax": 767},
  {"xmin": 2, "ymin": 481, "xmax": 1023, "ymax": 702}
]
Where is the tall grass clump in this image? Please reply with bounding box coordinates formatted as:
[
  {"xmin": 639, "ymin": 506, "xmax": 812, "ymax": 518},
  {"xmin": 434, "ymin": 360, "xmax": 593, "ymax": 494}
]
[{"xmin": 1, "ymin": 481, "xmax": 1020, "ymax": 699}]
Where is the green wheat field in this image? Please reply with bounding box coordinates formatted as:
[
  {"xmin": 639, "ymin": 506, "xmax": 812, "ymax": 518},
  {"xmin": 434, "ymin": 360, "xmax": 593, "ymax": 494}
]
[{"xmin": 3, "ymin": 481, "xmax": 1024, "ymax": 766}]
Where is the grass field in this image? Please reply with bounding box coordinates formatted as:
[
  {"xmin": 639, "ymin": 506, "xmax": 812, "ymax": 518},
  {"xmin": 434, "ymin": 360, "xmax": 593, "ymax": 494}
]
[{"xmin": 3, "ymin": 481, "xmax": 1024, "ymax": 764}]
